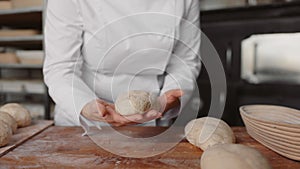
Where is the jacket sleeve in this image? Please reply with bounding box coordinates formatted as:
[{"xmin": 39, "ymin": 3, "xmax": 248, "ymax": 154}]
[
  {"xmin": 160, "ymin": 0, "xmax": 201, "ymax": 120},
  {"xmin": 44, "ymin": 0, "xmax": 95, "ymax": 128}
]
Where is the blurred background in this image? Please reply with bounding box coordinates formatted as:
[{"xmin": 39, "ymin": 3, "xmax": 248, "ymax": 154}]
[
  {"xmin": 199, "ymin": 0, "xmax": 300, "ymax": 125},
  {"xmin": 0, "ymin": 0, "xmax": 299, "ymax": 125}
]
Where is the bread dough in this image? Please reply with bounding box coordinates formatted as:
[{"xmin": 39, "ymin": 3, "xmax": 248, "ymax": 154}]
[
  {"xmin": 0, "ymin": 121, "xmax": 12, "ymax": 147},
  {"xmin": 0, "ymin": 111, "xmax": 18, "ymax": 133},
  {"xmin": 0, "ymin": 103, "xmax": 31, "ymax": 127},
  {"xmin": 185, "ymin": 117, "xmax": 236, "ymax": 151},
  {"xmin": 201, "ymin": 144, "xmax": 272, "ymax": 169},
  {"xmin": 115, "ymin": 91, "xmax": 161, "ymax": 116}
]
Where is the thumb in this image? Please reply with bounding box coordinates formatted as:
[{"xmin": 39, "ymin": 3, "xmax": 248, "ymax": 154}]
[
  {"xmin": 96, "ymin": 100, "xmax": 107, "ymax": 117},
  {"xmin": 169, "ymin": 89, "xmax": 184, "ymax": 98}
]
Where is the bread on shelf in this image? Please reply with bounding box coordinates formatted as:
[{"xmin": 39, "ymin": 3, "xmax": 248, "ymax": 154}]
[
  {"xmin": 0, "ymin": 29, "xmax": 41, "ymax": 37},
  {"xmin": 11, "ymin": 0, "xmax": 43, "ymax": 9},
  {"xmin": 0, "ymin": 1, "xmax": 12, "ymax": 10},
  {"xmin": 0, "ymin": 53, "xmax": 20, "ymax": 64},
  {"xmin": 16, "ymin": 50, "xmax": 43, "ymax": 65}
]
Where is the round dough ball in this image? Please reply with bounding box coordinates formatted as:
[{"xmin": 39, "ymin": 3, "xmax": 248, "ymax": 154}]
[
  {"xmin": 0, "ymin": 111, "xmax": 17, "ymax": 133},
  {"xmin": 0, "ymin": 103, "xmax": 31, "ymax": 127},
  {"xmin": 201, "ymin": 144, "xmax": 272, "ymax": 169},
  {"xmin": 185, "ymin": 117, "xmax": 235, "ymax": 151},
  {"xmin": 0, "ymin": 121, "xmax": 12, "ymax": 147},
  {"xmin": 115, "ymin": 90, "xmax": 161, "ymax": 116}
]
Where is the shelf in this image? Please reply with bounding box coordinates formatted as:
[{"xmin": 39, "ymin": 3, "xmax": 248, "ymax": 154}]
[
  {"xmin": 0, "ymin": 79, "xmax": 45, "ymax": 94},
  {"xmin": 0, "ymin": 91, "xmax": 45, "ymax": 96},
  {"xmin": 0, "ymin": 64, "xmax": 42, "ymax": 69},
  {"xmin": 0, "ymin": 35, "xmax": 43, "ymax": 47},
  {"xmin": 201, "ymin": 2, "xmax": 300, "ymax": 23},
  {"xmin": 0, "ymin": 6, "xmax": 43, "ymax": 15},
  {"xmin": 0, "ymin": 3, "xmax": 51, "ymax": 120},
  {"xmin": 0, "ymin": 7, "xmax": 43, "ymax": 28},
  {"xmin": 0, "ymin": 35, "xmax": 43, "ymax": 42}
]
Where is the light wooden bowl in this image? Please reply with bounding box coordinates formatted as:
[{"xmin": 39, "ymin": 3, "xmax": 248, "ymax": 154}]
[
  {"xmin": 247, "ymin": 127, "xmax": 300, "ymax": 154},
  {"xmin": 240, "ymin": 105, "xmax": 300, "ymax": 128},
  {"xmin": 244, "ymin": 121, "xmax": 300, "ymax": 151},
  {"xmin": 243, "ymin": 117, "xmax": 300, "ymax": 145},
  {"xmin": 241, "ymin": 114, "xmax": 300, "ymax": 138},
  {"xmin": 240, "ymin": 105, "xmax": 300, "ymax": 161},
  {"xmin": 247, "ymin": 129, "xmax": 300, "ymax": 161}
]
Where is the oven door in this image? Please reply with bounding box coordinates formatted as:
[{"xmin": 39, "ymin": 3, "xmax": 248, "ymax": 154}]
[{"xmin": 241, "ymin": 33, "xmax": 300, "ymax": 84}]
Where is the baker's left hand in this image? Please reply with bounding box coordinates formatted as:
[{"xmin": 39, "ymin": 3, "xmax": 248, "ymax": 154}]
[{"xmin": 158, "ymin": 89, "xmax": 184, "ymax": 113}]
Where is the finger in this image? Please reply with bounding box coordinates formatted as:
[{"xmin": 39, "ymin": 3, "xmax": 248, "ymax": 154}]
[
  {"xmin": 110, "ymin": 121, "xmax": 137, "ymax": 127},
  {"xmin": 160, "ymin": 89, "xmax": 183, "ymax": 105},
  {"xmin": 96, "ymin": 99, "xmax": 106, "ymax": 105},
  {"xmin": 123, "ymin": 114, "xmax": 143, "ymax": 123},
  {"xmin": 106, "ymin": 106, "xmax": 119, "ymax": 115},
  {"xmin": 107, "ymin": 103, "xmax": 115, "ymax": 109},
  {"xmin": 106, "ymin": 106, "xmax": 132, "ymax": 125},
  {"xmin": 143, "ymin": 110, "xmax": 162, "ymax": 120},
  {"xmin": 101, "ymin": 106, "xmax": 115, "ymax": 123},
  {"xmin": 124, "ymin": 110, "xmax": 162, "ymax": 123},
  {"xmin": 168, "ymin": 89, "xmax": 184, "ymax": 98},
  {"xmin": 95, "ymin": 102, "xmax": 108, "ymax": 117},
  {"xmin": 157, "ymin": 95, "xmax": 167, "ymax": 113},
  {"xmin": 97, "ymin": 99, "xmax": 110, "ymax": 107},
  {"xmin": 97, "ymin": 99, "xmax": 116, "ymax": 111},
  {"xmin": 98, "ymin": 108, "xmax": 116, "ymax": 123}
]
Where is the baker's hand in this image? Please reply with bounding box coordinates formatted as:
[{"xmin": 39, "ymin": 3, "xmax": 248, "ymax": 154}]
[
  {"xmin": 110, "ymin": 89, "xmax": 183, "ymax": 124},
  {"xmin": 81, "ymin": 99, "xmax": 162, "ymax": 127},
  {"xmin": 106, "ymin": 89, "xmax": 183, "ymax": 126},
  {"xmin": 105, "ymin": 107, "xmax": 162, "ymax": 126},
  {"xmin": 159, "ymin": 89, "xmax": 184, "ymax": 113},
  {"xmin": 81, "ymin": 99, "xmax": 114, "ymax": 122}
]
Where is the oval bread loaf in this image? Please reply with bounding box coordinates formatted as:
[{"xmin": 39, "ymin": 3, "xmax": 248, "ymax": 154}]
[
  {"xmin": 185, "ymin": 117, "xmax": 236, "ymax": 151},
  {"xmin": 0, "ymin": 111, "xmax": 17, "ymax": 133},
  {"xmin": 0, "ymin": 103, "xmax": 31, "ymax": 127},
  {"xmin": 201, "ymin": 144, "xmax": 272, "ymax": 169},
  {"xmin": 0, "ymin": 121, "xmax": 12, "ymax": 147}
]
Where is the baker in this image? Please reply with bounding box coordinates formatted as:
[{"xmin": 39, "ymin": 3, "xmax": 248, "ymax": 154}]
[{"xmin": 43, "ymin": 0, "xmax": 201, "ymax": 131}]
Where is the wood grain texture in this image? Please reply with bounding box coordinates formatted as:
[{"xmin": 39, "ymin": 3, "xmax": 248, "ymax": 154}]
[
  {"xmin": 0, "ymin": 30, "xmax": 40, "ymax": 37},
  {"xmin": 0, "ymin": 120, "xmax": 53, "ymax": 157},
  {"xmin": 0, "ymin": 126, "xmax": 299, "ymax": 169}
]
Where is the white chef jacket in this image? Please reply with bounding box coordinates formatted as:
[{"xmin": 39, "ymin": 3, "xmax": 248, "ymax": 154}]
[{"xmin": 44, "ymin": 0, "xmax": 201, "ymax": 127}]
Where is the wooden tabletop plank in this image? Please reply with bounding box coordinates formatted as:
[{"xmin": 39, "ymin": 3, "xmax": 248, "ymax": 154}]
[
  {"xmin": 0, "ymin": 120, "xmax": 54, "ymax": 157},
  {"xmin": 0, "ymin": 126, "xmax": 299, "ymax": 168}
]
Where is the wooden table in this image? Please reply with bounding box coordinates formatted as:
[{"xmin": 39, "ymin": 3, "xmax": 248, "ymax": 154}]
[{"xmin": 0, "ymin": 126, "xmax": 299, "ymax": 168}]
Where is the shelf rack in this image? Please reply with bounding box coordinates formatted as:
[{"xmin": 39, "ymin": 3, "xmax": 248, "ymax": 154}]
[{"xmin": 0, "ymin": 3, "xmax": 51, "ymax": 120}]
